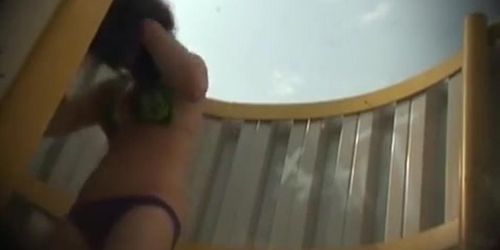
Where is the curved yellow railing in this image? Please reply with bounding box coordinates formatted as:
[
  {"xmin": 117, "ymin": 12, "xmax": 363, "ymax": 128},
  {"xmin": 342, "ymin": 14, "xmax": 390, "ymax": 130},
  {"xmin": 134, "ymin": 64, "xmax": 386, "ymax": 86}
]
[
  {"xmin": 203, "ymin": 52, "xmax": 462, "ymax": 120},
  {"xmin": 11, "ymin": 44, "xmax": 463, "ymax": 248},
  {"xmin": 3, "ymin": 0, "xmax": 497, "ymax": 249},
  {"xmin": 0, "ymin": 0, "xmax": 113, "ymax": 214},
  {"xmin": 11, "ymin": 47, "xmax": 463, "ymax": 249}
]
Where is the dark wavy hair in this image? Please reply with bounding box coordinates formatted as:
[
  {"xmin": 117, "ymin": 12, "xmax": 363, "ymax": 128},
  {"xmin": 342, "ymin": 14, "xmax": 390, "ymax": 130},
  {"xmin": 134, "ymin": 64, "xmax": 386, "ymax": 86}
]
[{"xmin": 89, "ymin": 0, "xmax": 175, "ymax": 84}]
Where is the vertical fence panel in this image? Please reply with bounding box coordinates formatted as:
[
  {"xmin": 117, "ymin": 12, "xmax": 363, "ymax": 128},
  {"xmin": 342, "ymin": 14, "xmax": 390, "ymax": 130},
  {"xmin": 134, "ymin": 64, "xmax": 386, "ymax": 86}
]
[
  {"xmin": 213, "ymin": 122, "xmax": 274, "ymax": 245},
  {"xmin": 253, "ymin": 122, "xmax": 291, "ymax": 246},
  {"xmin": 314, "ymin": 116, "xmax": 358, "ymax": 246},
  {"xmin": 343, "ymin": 112, "xmax": 376, "ymax": 245},
  {"xmin": 187, "ymin": 118, "xmax": 223, "ymax": 239},
  {"xmin": 385, "ymin": 101, "xmax": 410, "ymax": 240},
  {"xmin": 196, "ymin": 122, "xmax": 241, "ymax": 242},
  {"xmin": 403, "ymin": 93, "xmax": 427, "ymax": 236},
  {"xmin": 268, "ymin": 121, "xmax": 308, "ymax": 249}
]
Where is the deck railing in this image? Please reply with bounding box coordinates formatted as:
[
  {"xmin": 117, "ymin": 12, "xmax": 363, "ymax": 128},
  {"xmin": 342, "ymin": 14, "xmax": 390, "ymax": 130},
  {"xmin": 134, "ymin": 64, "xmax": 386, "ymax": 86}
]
[{"xmin": 0, "ymin": 1, "xmax": 499, "ymax": 249}]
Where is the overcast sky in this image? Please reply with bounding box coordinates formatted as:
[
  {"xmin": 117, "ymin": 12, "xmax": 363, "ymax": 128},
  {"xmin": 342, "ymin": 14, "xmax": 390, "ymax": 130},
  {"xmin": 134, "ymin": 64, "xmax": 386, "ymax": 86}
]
[{"xmin": 168, "ymin": 0, "xmax": 499, "ymax": 103}]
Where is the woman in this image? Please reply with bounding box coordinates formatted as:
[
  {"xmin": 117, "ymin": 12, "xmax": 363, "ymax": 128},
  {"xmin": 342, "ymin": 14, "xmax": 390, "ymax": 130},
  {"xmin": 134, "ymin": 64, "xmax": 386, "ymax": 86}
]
[{"xmin": 48, "ymin": 19, "xmax": 208, "ymax": 250}]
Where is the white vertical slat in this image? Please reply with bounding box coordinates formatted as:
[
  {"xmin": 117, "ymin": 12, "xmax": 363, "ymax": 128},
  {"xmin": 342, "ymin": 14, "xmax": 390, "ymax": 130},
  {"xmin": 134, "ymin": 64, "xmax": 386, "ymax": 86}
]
[
  {"xmin": 313, "ymin": 120, "xmax": 342, "ymax": 247},
  {"xmin": 302, "ymin": 121, "xmax": 331, "ymax": 249},
  {"xmin": 65, "ymin": 127, "xmax": 107, "ymax": 195},
  {"xmin": 343, "ymin": 112, "xmax": 380, "ymax": 246},
  {"xmin": 196, "ymin": 122, "xmax": 240, "ymax": 242},
  {"xmin": 268, "ymin": 121, "xmax": 311, "ymax": 249},
  {"xmin": 420, "ymin": 85, "xmax": 447, "ymax": 231},
  {"xmin": 384, "ymin": 101, "xmax": 410, "ymax": 240},
  {"xmin": 46, "ymin": 126, "xmax": 104, "ymax": 194},
  {"xmin": 186, "ymin": 118, "xmax": 223, "ymax": 238},
  {"xmin": 253, "ymin": 122, "xmax": 291, "ymax": 246},
  {"xmin": 403, "ymin": 93, "xmax": 427, "ymax": 236},
  {"xmin": 315, "ymin": 115, "xmax": 358, "ymax": 246},
  {"xmin": 269, "ymin": 120, "xmax": 326, "ymax": 249},
  {"xmin": 372, "ymin": 107, "xmax": 395, "ymax": 243},
  {"xmin": 213, "ymin": 122, "xmax": 274, "ymax": 245},
  {"xmin": 47, "ymin": 132, "xmax": 86, "ymax": 190},
  {"xmin": 445, "ymin": 74, "xmax": 463, "ymax": 221}
]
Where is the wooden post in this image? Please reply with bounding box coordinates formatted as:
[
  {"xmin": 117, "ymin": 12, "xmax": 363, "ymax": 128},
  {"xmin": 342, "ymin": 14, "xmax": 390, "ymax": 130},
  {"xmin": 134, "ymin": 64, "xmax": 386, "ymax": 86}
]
[
  {"xmin": 461, "ymin": 13, "xmax": 499, "ymax": 249},
  {"xmin": 0, "ymin": 0, "xmax": 112, "ymax": 207}
]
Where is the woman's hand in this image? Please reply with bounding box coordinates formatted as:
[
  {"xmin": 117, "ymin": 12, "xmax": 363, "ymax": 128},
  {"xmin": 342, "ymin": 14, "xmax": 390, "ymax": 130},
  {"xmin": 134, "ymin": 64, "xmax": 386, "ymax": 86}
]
[
  {"xmin": 48, "ymin": 19, "xmax": 208, "ymax": 138},
  {"xmin": 106, "ymin": 18, "xmax": 208, "ymax": 153}
]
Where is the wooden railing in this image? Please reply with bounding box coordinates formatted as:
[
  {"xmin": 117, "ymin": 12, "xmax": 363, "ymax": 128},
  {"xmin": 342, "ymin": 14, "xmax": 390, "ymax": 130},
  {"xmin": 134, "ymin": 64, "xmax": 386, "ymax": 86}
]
[
  {"xmin": 203, "ymin": 53, "xmax": 461, "ymax": 120},
  {"xmin": 0, "ymin": 0, "xmax": 113, "ymax": 209},
  {"xmin": 15, "ymin": 54, "xmax": 461, "ymax": 250},
  {"xmin": 21, "ymin": 52, "xmax": 462, "ymax": 250},
  {"xmin": 0, "ymin": 1, "xmax": 499, "ymax": 249}
]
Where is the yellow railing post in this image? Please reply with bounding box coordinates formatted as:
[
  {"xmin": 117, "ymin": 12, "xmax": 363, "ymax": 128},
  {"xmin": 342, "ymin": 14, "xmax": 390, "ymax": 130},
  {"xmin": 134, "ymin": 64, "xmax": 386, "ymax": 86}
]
[
  {"xmin": 461, "ymin": 13, "xmax": 497, "ymax": 249},
  {"xmin": 0, "ymin": 0, "xmax": 112, "ymax": 208}
]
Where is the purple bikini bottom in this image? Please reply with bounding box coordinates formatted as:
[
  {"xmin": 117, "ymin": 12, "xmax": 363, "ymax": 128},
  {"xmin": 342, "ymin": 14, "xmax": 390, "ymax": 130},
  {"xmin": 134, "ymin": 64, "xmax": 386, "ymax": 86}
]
[{"xmin": 68, "ymin": 195, "xmax": 181, "ymax": 250}]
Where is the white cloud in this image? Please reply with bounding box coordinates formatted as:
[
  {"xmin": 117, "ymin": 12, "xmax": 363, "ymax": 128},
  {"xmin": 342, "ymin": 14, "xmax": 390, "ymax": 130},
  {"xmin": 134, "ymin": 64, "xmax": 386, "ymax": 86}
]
[
  {"xmin": 360, "ymin": 1, "xmax": 392, "ymax": 24},
  {"xmin": 280, "ymin": 147, "xmax": 312, "ymax": 201},
  {"xmin": 270, "ymin": 70, "xmax": 304, "ymax": 97}
]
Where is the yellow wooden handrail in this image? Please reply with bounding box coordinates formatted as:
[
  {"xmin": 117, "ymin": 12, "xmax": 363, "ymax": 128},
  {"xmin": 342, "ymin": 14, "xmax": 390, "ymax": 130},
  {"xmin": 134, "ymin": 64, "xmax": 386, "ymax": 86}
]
[
  {"xmin": 0, "ymin": 0, "xmax": 113, "ymax": 206},
  {"xmin": 8, "ymin": 2, "xmax": 500, "ymax": 249}
]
